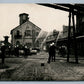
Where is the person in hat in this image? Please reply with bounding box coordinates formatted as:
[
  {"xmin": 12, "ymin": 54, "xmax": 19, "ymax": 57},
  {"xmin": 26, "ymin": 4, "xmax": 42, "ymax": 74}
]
[
  {"xmin": 24, "ymin": 46, "xmax": 28, "ymax": 58},
  {"xmin": 1, "ymin": 43, "xmax": 6, "ymax": 64},
  {"xmin": 14, "ymin": 45, "xmax": 19, "ymax": 57},
  {"xmin": 48, "ymin": 42, "xmax": 56, "ymax": 63}
]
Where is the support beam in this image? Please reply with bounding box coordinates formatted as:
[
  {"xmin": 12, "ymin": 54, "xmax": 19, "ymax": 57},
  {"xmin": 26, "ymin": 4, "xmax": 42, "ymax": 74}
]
[
  {"xmin": 72, "ymin": 12, "xmax": 78, "ymax": 64},
  {"xmin": 67, "ymin": 11, "xmax": 71, "ymax": 62},
  {"xmin": 38, "ymin": 4, "xmax": 80, "ymax": 63},
  {"xmin": 38, "ymin": 4, "xmax": 84, "ymax": 15}
]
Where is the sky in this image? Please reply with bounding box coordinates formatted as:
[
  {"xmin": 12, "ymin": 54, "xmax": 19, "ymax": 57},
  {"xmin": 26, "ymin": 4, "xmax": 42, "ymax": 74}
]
[{"xmin": 0, "ymin": 4, "xmax": 69, "ymax": 42}]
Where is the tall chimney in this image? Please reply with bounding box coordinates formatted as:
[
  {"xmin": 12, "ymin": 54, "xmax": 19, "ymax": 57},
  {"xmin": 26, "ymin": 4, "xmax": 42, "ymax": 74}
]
[
  {"xmin": 19, "ymin": 13, "xmax": 29, "ymax": 25},
  {"xmin": 4, "ymin": 36, "xmax": 9, "ymax": 45}
]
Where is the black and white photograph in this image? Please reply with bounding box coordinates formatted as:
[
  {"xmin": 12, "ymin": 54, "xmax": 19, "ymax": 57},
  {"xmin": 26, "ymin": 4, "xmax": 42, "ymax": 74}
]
[{"xmin": 0, "ymin": 4, "xmax": 84, "ymax": 81}]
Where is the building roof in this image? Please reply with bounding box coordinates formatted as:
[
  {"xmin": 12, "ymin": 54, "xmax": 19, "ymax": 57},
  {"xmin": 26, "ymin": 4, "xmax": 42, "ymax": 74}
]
[
  {"xmin": 11, "ymin": 20, "xmax": 41, "ymax": 34},
  {"xmin": 10, "ymin": 25, "xmax": 20, "ymax": 34},
  {"xmin": 58, "ymin": 35, "xmax": 84, "ymax": 42},
  {"xmin": 19, "ymin": 13, "xmax": 29, "ymax": 17},
  {"xmin": 29, "ymin": 21, "xmax": 41, "ymax": 30}
]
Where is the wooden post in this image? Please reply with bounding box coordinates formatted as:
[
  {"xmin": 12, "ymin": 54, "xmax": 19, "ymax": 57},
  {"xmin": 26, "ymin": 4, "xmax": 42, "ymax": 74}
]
[
  {"xmin": 67, "ymin": 11, "xmax": 71, "ymax": 62},
  {"xmin": 72, "ymin": 12, "xmax": 78, "ymax": 64}
]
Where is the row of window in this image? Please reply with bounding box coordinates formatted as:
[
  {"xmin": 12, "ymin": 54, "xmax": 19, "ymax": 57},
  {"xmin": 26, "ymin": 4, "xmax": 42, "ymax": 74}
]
[
  {"xmin": 25, "ymin": 30, "xmax": 31, "ymax": 36},
  {"xmin": 15, "ymin": 30, "xmax": 39, "ymax": 37},
  {"xmin": 16, "ymin": 41, "xmax": 32, "ymax": 47}
]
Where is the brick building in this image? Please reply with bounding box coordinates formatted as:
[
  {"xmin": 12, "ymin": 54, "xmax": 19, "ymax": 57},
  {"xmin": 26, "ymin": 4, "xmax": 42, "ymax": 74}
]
[{"xmin": 10, "ymin": 13, "xmax": 41, "ymax": 48}]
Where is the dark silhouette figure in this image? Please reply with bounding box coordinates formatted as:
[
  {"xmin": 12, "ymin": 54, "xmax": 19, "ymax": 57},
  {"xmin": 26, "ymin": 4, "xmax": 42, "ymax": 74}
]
[
  {"xmin": 27, "ymin": 48, "xmax": 30, "ymax": 55},
  {"xmin": 8, "ymin": 46, "xmax": 11, "ymax": 57},
  {"xmin": 1, "ymin": 44, "xmax": 6, "ymax": 64},
  {"xmin": 59, "ymin": 46, "xmax": 66, "ymax": 57},
  {"xmin": 24, "ymin": 46, "xmax": 28, "ymax": 58},
  {"xmin": 14, "ymin": 45, "xmax": 19, "ymax": 57},
  {"xmin": 48, "ymin": 43, "xmax": 56, "ymax": 63},
  {"xmin": 24, "ymin": 46, "xmax": 30, "ymax": 58}
]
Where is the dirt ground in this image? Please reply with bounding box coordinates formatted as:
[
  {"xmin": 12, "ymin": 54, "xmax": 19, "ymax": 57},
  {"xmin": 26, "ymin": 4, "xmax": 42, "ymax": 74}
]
[{"xmin": 0, "ymin": 51, "xmax": 84, "ymax": 81}]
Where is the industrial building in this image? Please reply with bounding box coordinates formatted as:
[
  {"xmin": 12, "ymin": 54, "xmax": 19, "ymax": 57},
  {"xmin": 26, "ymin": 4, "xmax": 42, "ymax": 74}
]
[{"xmin": 11, "ymin": 13, "xmax": 41, "ymax": 48}]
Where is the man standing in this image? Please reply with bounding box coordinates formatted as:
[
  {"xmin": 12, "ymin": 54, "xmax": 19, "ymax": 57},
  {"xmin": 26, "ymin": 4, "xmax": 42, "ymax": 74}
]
[
  {"xmin": 51, "ymin": 42, "xmax": 56, "ymax": 62},
  {"xmin": 14, "ymin": 45, "xmax": 19, "ymax": 57},
  {"xmin": 24, "ymin": 46, "xmax": 28, "ymax": 58},
  {"xmin": 48, "ymin": 42, "xmax": 56, "ymax": 63},
  {"xmin": 1, "ymin": 43, "xmax": 6, "ymax": 64}
]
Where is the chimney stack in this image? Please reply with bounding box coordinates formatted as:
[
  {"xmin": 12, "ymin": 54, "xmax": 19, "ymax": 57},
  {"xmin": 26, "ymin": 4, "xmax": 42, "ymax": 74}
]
[
  {"xmin": 19, "ymin": 13, "xmax": 29, "ymax": 25},
  {"xmin": 4, "ymin": 36, "xmax": 9, "ymax": 44}
]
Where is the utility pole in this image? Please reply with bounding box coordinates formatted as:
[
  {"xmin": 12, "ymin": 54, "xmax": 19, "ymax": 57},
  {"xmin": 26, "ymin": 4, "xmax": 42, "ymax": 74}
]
[
  {"xmin": 72, "ymin": 9, "xmax": 78, "ymax": 64},
  {"xmin": 67, "ymin": 9, "xmax": 78, "ymax": 63},
  {"xmin": 67, "ymin": 11, "xmax": 71, "ymax": 62}
]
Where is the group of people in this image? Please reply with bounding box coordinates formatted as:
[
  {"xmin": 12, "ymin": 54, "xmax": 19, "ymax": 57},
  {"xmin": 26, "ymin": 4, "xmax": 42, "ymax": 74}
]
[
  {"xmin": 0, "ymin": 44, "xmax": 30, "ymax": 58},
  {"xmin": 59, "ymin": 45, "xmax": 67, "ymax": 57},
  {"xmin": 0, "ymin": 42, "xmax": 67, "ymax": 64},
  {"xmin": 0, "ymin": 43, "xmax": 31, "ymax": 64},
  {"xmin": 12, "ymin": 45, "xmax": 30, "ymax": 57},
  {"xmin": 47, "ymin": 42, "xmax": 67, "ymax": 64},
  {"xmin": 0, "ymin": 43, "xmax": 6, "ymax": 64}
]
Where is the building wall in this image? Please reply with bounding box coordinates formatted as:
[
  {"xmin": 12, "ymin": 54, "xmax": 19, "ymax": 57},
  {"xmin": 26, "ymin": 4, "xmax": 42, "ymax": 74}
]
[
  {"xmin": 11, "ymin": 21, "xmax": 41, "ymax": 48},
  {"xmin": 58, "ymin": 24, "xmax": 84, "ymax": 56},
  {"xmin": 76, "ymin": 9, "xmax": 84, "ymax": 56},
  {"xmin": 63, "ymin": 25, "xmax": 73, "ymax": 38}
]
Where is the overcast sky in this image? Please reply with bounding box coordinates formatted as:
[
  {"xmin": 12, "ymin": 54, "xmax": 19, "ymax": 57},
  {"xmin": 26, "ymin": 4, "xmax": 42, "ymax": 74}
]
[{"xmin": 0, "ymin": 4, "xmax": 69, "ymax": 41}]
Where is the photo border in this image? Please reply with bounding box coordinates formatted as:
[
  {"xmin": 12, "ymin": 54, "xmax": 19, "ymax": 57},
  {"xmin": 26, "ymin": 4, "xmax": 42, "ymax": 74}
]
[{"xmin": 0, "ymin": 0, "xmax": 84, "ymax": 84}]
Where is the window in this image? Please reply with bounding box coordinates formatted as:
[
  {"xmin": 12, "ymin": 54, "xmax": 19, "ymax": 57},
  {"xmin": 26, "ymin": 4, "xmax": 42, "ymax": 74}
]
[
  {"xmin": 17, "ymin": 30, "xmax": 20, "ymax": 35},
  {"xmin": 16, "ymin": 41, "xmax": 20, "ymax": 45},
  {"xmin": 25, "ymin": 30, "xmax": 31, "ymax": 36},
  {"xmin": 36, "ymin": 32, "xmax": 39, "ymax": 36},
  {"xmin": 14, "ymin": 30, "xmax": 22, "ymax": 39}
]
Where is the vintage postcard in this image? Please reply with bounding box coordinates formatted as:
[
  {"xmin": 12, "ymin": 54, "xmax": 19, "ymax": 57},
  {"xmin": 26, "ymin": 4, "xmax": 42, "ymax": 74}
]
[{"xmin": 0, "ymin": 1, "xmax": 84, "ymax": 83}]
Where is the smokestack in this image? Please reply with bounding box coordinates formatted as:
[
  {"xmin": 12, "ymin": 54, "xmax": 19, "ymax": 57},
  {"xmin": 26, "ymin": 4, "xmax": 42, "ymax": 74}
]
[
  {"xmin": 19, "ymin": 13, "xmax": 29, "ymax": 25},
  {"xmin": 4, "ymin": 36, "xmax": 9, "ymax": 43}
]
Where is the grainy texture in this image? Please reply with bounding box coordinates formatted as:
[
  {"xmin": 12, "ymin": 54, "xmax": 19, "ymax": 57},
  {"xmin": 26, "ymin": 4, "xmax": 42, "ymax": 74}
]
[{"xmin": 0, "ymin": 52, "xmax": 84, "ymax": 81}]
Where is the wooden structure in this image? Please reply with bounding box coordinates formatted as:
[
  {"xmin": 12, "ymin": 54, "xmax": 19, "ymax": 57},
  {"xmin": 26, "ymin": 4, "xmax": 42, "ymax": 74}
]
[{"xmin": 39, "ymin": 4, "xmax": 84, "ymax": 64}]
